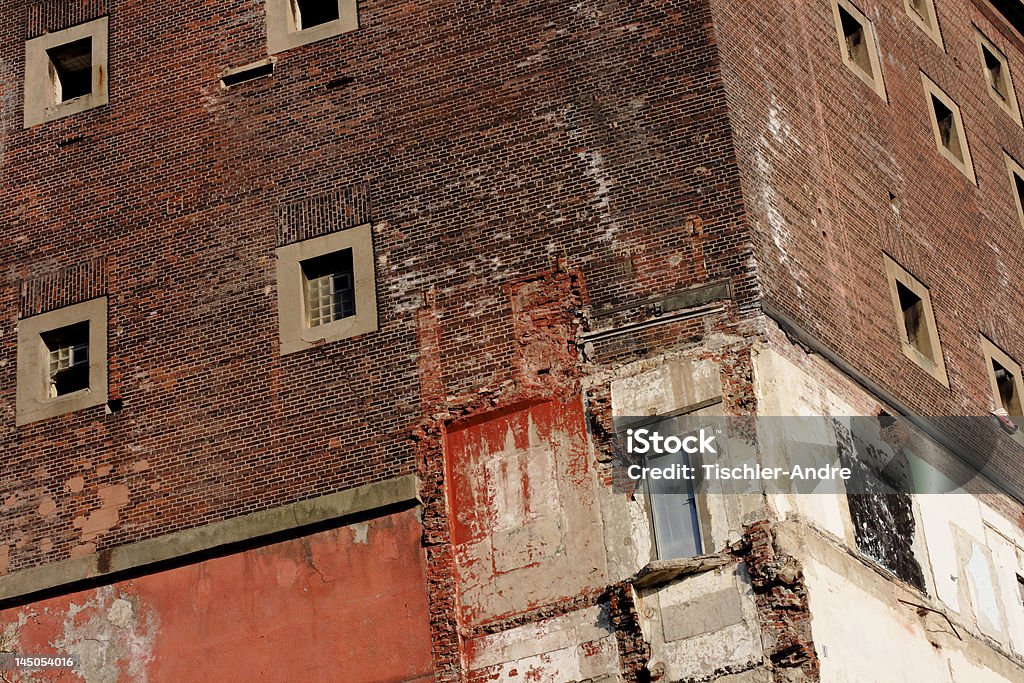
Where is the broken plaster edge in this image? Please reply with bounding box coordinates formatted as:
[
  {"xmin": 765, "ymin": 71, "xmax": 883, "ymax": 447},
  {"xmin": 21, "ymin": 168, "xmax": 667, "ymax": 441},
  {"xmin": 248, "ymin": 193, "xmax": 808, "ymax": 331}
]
[{"xmin": 0, "ymin": 474, "xmax": 419, "ymax": 603}]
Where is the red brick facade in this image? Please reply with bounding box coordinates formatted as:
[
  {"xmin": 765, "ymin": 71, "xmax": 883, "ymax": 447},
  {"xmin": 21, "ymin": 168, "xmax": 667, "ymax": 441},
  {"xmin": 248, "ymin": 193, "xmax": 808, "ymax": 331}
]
[{"xmin": 0, "ymin": 0, "xmax": 752, "ymax": 575}]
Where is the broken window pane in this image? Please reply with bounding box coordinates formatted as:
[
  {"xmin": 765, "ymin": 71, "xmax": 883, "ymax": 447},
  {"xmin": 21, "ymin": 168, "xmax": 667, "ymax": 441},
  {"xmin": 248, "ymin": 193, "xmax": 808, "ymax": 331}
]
[
  {"xmin": 291, "ymin": 0, "xmax": 339, "ymax": 30},
  {"xmin": 42, "ymin": 321, "xmax": 90, "ymax": 397},
  {"xmin": 301, "ymin": 248, "xmax": 356, "ymax": 328},
  {"xmin": 46, "ymin": 37, "xmax": 92, "ymax": 102}
]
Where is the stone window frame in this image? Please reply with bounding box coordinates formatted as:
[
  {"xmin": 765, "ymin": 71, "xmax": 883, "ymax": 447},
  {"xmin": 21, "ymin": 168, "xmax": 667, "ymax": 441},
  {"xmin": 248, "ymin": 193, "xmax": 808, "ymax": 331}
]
[
  {"xmin": 921, "ymin": 73, "xmax": 976, "ymax": 184},
  {"xmin": 276, "ymin": 223, "xmax": 377, "ymax": 355},
  {"xmin": 883, "ymin": 256, "xmax": 948, "ymax": 387},
  {"xmin": 903, "ymin": 0, "xmax": 943, "ymax": 48},
  {"xmin": 265, "ymin": 0, "xmax": 358, "ymax": 54},
  {"xmin": 981, "ymin": 335, "xmax": 1024, "ymax": 417},
  {"xmin": 974, "ymin": 28, "xmax": 1023, "ymax": 127},
  {"xmin": 831, "ymin": 0, "xmax": 888, "ymax": 101},
  {"xmin": 16, "ymin": 297, "xmax": 108, "ymax": 425},
  {"xmin": 23, "ymin": 17, "xmax": 109, "ymax": 128}
]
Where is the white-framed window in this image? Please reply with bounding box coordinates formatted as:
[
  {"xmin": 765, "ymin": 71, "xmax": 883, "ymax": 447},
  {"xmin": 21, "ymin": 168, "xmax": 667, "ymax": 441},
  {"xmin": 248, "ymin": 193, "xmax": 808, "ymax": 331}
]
[
  {"xmin": 884, "ymin": 256, "xmax": 947, "ymax": 386},
  {"xmin": 921, "ymin": 73, "xmax": 976, "ymax": 183},
  {"xmin": 981, "ymin": 336, "xmax": 1024, "ymax": 418},
  {"xmin": 975, "ymin": 28, "xmax": 1022, "ymax": 126},
  {"xmin": 904, "ymin": 0, "xmax": 943, "ymax": 47}
]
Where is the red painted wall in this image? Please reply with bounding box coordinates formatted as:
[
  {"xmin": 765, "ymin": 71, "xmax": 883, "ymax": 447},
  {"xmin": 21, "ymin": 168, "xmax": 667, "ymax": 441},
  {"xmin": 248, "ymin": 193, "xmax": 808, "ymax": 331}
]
[
  {"xmin": 0, "ymin": 509, "xmax": 433, "ymax": 683},
  {"xmin": 445, "ymin": 398, "xmax": 607, "ymax": 628}
]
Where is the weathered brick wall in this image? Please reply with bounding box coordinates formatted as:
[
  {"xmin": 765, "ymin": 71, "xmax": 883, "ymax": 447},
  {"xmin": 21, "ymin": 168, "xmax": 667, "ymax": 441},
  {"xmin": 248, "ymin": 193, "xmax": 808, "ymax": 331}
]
[
  {"xmin": 710, "ymin": 0, "xmax": 1024, "ymax": 428},
  {"xmin": 0, "ymin": 0, "xmax": 755, "ymax": 583}
]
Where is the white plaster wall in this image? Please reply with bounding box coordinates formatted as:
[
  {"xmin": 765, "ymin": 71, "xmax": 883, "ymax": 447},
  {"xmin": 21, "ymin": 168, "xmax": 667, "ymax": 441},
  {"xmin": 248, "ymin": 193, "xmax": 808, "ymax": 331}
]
[
  {"xmin": 755, "ymin": 336, "xmax": 1024, "ymax": 667},
  {"xmin": 636, "ymin": 564, "xmax": 762, "ymax": 681},
  {"xmin": 805, "ymin": 554, "xmax": 1015, "ymax": 682},
  {"xmin": 466, "ymin": 605, "xmax": 621, "ymax": 681}
]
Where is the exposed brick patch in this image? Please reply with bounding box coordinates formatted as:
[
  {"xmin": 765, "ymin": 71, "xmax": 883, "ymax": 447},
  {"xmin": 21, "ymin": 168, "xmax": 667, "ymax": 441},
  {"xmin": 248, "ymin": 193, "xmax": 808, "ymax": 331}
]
[
  {"xmin": 603, "ymin": 581, "xmax": 651, "ymax": 683},
  {"xmin": 27, "ymin": 0, "xmax": 108, "ymax": 39},
  {"xmin": 415, "ymin": 424, "xmax": 462, "ymax": 683},
  {"xmin": 734, "ymin": 519, "xmax": 820, "ymax": 681},
  {"xmin": 275, "ymin": 182, "xmax": 373, "ymax": 247},
  {"xmin": 19, "ymin": 256, "xmax": 108, "ymax": 318},
  {"xmin": 507, "ymin": 263, "xmax": 587, "ymax": 400}
]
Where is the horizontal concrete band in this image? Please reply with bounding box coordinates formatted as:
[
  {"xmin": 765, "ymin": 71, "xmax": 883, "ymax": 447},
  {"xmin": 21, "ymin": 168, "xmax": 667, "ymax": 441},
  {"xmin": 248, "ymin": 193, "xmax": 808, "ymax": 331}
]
[{"xmin": 0, "ymin": 474, "xmax": 419, "ymax": 604}]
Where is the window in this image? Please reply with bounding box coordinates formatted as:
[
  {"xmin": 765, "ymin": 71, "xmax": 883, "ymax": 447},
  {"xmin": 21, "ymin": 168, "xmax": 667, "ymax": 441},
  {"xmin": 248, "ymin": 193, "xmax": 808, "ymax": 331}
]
[
  {"xmin": 921, "ymin": 74, "xmax": 976, "ymax": 183},
  {"xmin": 981, "ymin": 336, "xmax": 1024, "ymax": 417},
  {"xmin": 47, "ymin": 38, "xmax": 92, "ymax": 102},
  {"xmin": 1017, "ymin": 574, "xmax": 1024, "ymax": 608},
  {"xmin": 23, "ymin": 17, "xmax": 108, "ymax": 127},
  {"xmin": 17, "ymin": 298, "xmax": 108, "ymax": 425},
  {"xmin": 884, "ymin": 256, "xmax": 948, "ymax": 385},
  {"xmin": 43, "ymin": 321, "xmax": 90, "ymax": 397},
  {"xmin": 832, "ymin": 0, "xmax": 887, "ymax": 100},
  {"xmin": 302, "ymin": 249, "xmax": 356, "ymax": 327},
  {"xmin": 276, "ymin": 224, "xmax": 377, "ymax": 354},
  {"xmin": 636, "ymin": 414, "xmax": 708, "ymax": 560},
  {"xmin": 975, "ymin": 29, "xmax": 1022, "ymax": 125},
  {"xmin": 265, "ymin": 0, "xmax": 358, "ymax": 54},
  {"xmin": 904, "ymin": 0, "xmax": 943, "ymax": 47},
  {"xmin": 291, "ymin": 0, "xmax": 339, "ymax": 29},
  {"xmin": 1004, "ymin": 154, "xmax": 1024, "ymax": 230}
]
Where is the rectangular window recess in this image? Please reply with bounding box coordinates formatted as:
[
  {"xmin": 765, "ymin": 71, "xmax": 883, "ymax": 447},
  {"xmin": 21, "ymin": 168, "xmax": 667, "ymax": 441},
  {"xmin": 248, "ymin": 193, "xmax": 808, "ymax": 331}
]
[
  {"xmin": 932, "ymin": 97, "xmax": 963, "ymax": 161},
  {"xmin": 904, "ymin": 0, "xmax": 942, "ymax": 46},
  {"xmin": 832, "ymin": 0, "xmax": 886, "ymax": 100},
  {"xmin": 896, "ymin": 282, "xmax": 933, "ymax": 359},
  {"xmin": 908, "ymin": 0, "xmax": 928, "ymax": 21},
  {"xmin": 884, "ymin": 255, "xmax": 947, "ymax": 385},
  {"xmin": 982, "ymin": 336, "xmax": 1024, "ymax": 417},
  {"xmin": 292, "ymin": 0, "xmax": 340, "ymax": 30},
  {"xmin": 301, "ymin": 248, "xmax": 356, "ymax": 328},
  {"xmin": 220, "ymin": 58, "xmax": 276, "ymax": 88},
  {"xmin": 46, "ymin": 37, "xmax": 92, "ymax": 102},
  {"xmin": 1017, "ymin": 574, "xmax": 1024, "ymax": 607},
  {"xmin": 984, "ymin": 46, "xmax": 1010, "ymax": 101},
  {"xmin": 922, "ymin": 73, "xmax": 975, "ymax": 183},
  {"xmin": 994, "ymin": 359, "xmax": 1022, "ymax": 416},
  {"xmin": 41, "ymin": 321, "xmax": 90, "ymax": 397},
  {"xmin": 839, "ymin": 7, "xmax": 873, "ymax": 76},
  {"xmin": 975, "ymin": 29, "xmax": 1022, "ymax": 126}
]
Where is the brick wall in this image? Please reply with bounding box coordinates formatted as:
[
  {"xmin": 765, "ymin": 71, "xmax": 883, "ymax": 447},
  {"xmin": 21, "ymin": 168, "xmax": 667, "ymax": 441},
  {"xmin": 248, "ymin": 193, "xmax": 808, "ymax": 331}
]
[
  {"xmin": 0, "ymin": 0, "xmax": 755, "ymax": 580},
  {"xmin": 711, "ymin": 0, "xmax": 1024, "ymax": 432}
]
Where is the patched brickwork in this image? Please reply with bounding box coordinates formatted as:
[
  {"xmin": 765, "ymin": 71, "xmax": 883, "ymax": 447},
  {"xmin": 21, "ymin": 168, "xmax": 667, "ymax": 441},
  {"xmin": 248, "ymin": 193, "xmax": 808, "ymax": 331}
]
[
  {"xmin": 26, "ymin": 0, "xmax": 108, "ymax": 38},
  {"xmin": 0, "ymin": 0, "xmax": 755, "ymax": 579},
  {"xmin": 18, "ymin": 256, "xmax": 108, "ymax": 318}
]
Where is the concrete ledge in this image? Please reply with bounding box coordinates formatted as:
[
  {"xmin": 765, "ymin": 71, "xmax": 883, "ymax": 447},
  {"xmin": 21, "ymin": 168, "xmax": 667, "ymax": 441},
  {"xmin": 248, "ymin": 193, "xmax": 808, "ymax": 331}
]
[
  {"xmin": 0, "ymin": 475, "xmax": 419, "ymax": 604},
  {"xmin": 630, "ymin": 554, "xmax": 732, "ymax": 590}
]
